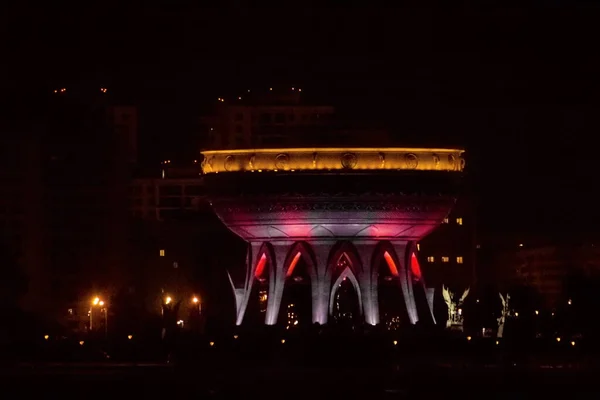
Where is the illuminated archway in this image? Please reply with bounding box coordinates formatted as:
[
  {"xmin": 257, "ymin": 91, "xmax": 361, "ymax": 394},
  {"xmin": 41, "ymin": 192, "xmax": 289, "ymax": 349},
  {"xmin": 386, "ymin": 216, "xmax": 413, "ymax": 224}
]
[
  {"xmin": 329, "ymin": 265, "xmax": 362, "ymax": 318},
  {"xmin": 327, "ymin": 241, "xmax": 363, "ymax": 278},
  {"xmin": 245, "ymin": 242, "xmax": 276, "ymax": 324},
  {"xmin": 370, "ymin": 241, "xmax": 419, "ymax": 325},
  {"xmin": 279, "ymin": 242, "xmax": 318, "ymax": 328}
]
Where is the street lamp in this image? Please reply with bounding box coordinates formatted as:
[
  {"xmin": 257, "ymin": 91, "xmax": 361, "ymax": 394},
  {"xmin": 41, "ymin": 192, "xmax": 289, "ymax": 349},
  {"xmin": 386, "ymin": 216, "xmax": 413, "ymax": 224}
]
[
  {"xmin": 90, "ymin": 296, "xmax": 108, "ymax": 337},
  {"xmin": 192, "ymin": 296, "xmax": 201, "ymax": 313},
  {"xmin": 165, "ymin": 296, "xmax": 172, "ymax": 305}
]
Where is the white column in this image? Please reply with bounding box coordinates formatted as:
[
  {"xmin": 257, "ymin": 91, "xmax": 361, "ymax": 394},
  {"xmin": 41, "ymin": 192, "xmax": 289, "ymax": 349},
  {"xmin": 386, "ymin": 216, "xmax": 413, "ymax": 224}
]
[
  {"xmin": 310, "ymin": 242, "xmax": 332, "ymax": 325},
  {"xmin": 264, "ymin": 243, "xmax": 290, "ymax": 325},
  {"xmin": 234, "ymin": 242, "xmax": 263, "ymax": 326},
  {"xmin": 392, "ymin": 241, "xmax": 418, "ymax": 325},
  {"xmin": 354, "ymin": 241, "xmax": 379, "ymax": 326}
]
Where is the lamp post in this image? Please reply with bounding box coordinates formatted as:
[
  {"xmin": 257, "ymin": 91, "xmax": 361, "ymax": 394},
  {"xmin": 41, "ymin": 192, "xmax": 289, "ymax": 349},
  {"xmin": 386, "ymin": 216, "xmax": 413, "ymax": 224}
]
[
  {"xmin": 192, "ymin": 296, "xmax": 201, "ymax": 313},
  {"xmin": 90, "ymin": 296, "xmax": 108, "ymax": 338},
  {"xmin": 90, "ymin": 297, "xmax": 100, "ymax": 331},
  {"xmin": 99, "ymin": 300, "xmax": 108, "ymax": 338}
]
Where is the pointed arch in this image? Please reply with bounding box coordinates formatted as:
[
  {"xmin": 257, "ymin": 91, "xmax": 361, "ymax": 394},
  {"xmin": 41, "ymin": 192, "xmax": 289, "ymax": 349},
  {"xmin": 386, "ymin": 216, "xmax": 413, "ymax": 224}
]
[
  {"xmin": 371, "ymin": 241, "xmax": 403, "ymax": 282},
  {"xmin": 327, "ymin": 240, "xmax": 363, "ymax": 279},
  {"xmin": 329, "ymin": 267, "xmax": 363, "ymax": 316},
  {"xmin": 284, "ymin": 241, "xmax": 317, "ymax": 282},
  {"xmin": 253, "ymin": 242, "xmax": 276, "ymax": 280}
]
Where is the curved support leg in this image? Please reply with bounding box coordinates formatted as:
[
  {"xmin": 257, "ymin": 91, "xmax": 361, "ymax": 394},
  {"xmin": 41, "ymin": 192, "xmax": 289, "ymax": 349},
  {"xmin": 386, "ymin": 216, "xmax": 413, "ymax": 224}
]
[
  {"xmin": 425, "ymin": 286, "xmax": 436, "ymax": 324},
  {"xmin": 392, "ymin": 241, "xmax": 418, "ymax": 325},
  {"xmin": 265, "ymin": 243, "xmax": 289, "ymax": 326},
  {"xmin": 233, "ymin": 242, "xmax": 264, "ymax": 326},
  {"xmin": 311, "ymin": 243, "xmax": 331, "ymax": 325},
  {"xmin": 354, "ymin": 242, "xmax": 379, "ymax": 326}
]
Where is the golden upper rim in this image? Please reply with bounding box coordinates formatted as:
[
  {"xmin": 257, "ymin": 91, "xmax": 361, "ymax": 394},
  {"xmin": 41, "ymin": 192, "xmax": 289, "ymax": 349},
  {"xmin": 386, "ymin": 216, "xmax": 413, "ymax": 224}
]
[{"xmin": 201, "ymin": 147, "xmax": 465, "ymax": 174}]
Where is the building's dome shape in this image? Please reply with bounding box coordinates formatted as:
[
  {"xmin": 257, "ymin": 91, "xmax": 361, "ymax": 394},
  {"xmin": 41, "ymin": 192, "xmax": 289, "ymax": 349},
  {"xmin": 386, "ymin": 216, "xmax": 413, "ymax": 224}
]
[{"xmin": 202, "ymin": 147, "xmax": 464, "ymax": 328}]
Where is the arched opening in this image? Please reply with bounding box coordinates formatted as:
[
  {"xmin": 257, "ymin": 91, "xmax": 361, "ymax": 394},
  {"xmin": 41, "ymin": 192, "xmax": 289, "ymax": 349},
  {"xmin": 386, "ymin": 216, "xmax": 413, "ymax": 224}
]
[
  {"xmin": 378, "ymin": 251, "xmax": 409, "ymax": 331},
  {"xmin": 279, "ymin": 251, "xmax": 312, "ymax": 330},
  {"xmin": 245, "ymin": 253, "xmax": 270, "ymax": 327},
  {"xmin": 330, "ymin": 254, "xmax": 362, "ymax": 328}
]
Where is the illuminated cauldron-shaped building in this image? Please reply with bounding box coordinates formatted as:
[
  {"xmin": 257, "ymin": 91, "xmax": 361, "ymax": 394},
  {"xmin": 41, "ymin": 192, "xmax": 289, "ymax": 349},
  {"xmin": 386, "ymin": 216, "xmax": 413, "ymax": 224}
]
[{"xmin": 201, "ymin": 148, "xmax": 465, "ymax": 327}]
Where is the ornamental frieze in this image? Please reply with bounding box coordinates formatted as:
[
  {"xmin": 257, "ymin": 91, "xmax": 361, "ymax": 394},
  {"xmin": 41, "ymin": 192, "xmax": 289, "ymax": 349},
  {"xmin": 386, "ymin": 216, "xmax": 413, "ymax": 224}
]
[
  {"xmin": 201, "ymin": 147, "xmax": 465, "ymax": 174},
  {"xmin": 212, "ymin": 201, "xmax": 446, "ymax": 214}
]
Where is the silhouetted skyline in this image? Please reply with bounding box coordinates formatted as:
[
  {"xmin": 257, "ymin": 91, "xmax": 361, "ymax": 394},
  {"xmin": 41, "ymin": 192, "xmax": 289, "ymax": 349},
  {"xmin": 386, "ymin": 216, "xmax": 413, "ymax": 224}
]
[{"xmin": 4, "ymin": 5, "xmax": 600, "ymax": 233}]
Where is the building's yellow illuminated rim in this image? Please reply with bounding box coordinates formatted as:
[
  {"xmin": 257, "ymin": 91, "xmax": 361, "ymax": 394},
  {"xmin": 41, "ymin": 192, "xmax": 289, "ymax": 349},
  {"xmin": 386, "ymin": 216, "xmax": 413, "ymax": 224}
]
[{"xmin": 201, "ymin": 148, "xmax": 465, "ymax": 174}]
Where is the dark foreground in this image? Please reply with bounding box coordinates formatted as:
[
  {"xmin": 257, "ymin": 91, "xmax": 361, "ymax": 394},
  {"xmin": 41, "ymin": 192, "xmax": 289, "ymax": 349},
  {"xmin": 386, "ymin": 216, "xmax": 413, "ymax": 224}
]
[{"xmin": 2, "ymin": 362, "xmax": 600, "ymax": 399}]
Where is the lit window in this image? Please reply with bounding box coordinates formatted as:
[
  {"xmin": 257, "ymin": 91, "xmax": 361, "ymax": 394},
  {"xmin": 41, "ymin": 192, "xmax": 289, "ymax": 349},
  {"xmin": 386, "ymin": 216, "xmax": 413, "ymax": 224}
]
[
  {"xmin": 442, "ymin": 256, "xmax": 449, "ymax": 263},
  {"xmin": 416, "ymin": 243, "xmax": 420, "ymax": 251},
  {"xmin": 456, "ymin": 256, "xmax": 463, "ymax": 264},
  {"xmin": 159, "ymin": 249, "xmax": 165, "ymax": 257},
  {"xmin": 456, "ymin": 217, "xmax": 463, "ymax": 225},
  {"xmin": 442, "ymin": 218, "xmax": 449, "ymax": 224},
  {"xmin": 427, "ymin": 256, "xmax": 434, "ymax": 263}
]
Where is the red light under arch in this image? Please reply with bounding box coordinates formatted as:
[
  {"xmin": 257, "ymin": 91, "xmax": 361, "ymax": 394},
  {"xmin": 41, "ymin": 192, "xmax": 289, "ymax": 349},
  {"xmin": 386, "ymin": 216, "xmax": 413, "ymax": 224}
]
[
  {"xmin": 254, "ymin": 254, "xmax": 267, "ymax": 278},
  {"xmin": 383, "ymin": 251, "xmax": 400, "ymax": 277},
  {"xmin": 286, "ymin": 252, "xmax": 302, "ymax": 277},
  {"xmin": 410, "ymin": 252, "xmax": 422, "ymax": 281}
]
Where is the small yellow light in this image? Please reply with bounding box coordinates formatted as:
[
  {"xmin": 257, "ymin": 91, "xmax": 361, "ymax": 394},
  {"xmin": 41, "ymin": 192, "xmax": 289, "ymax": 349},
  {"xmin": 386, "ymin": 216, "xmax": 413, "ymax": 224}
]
[
  {"xmin": 79, "ymin": 341, "xmax": 85, "ymax": 346},
  {"xmin": 209, "ymin": 341, "xmax": 215, "ymax": 347},
  {"xmin": 571, "ymin": 341, "xmax": 575, "ymax": 346},
  {"xmin": 568, "ymin": 299, "xmax": 572, "ymax": 305},
  {"xmin": 44, "ymin": 335, "xmax": 49, "ymax": 340},
  {"xmin": 165, "ymin": 296, "xmax": 172, "ymax": 305},
  {"xmin": 519, "ymin": 243, "xmax": 523, "ymax": 247},
  {"xmin": 128, "ymin": 335, "xmax": 133, "ymax": 340},
  {"xmin": 53, "ymin": 89, "xmax": 58, "ymax": 93},
  {"xmin": 293, "ymin": 320, "xmax": 298, "ymax": 325},
  {"xmin": 515, "ymin": 312, "xmax": 519, "ymax": 317},
  {"xmin": 269, "ymin": 87, "xmax": 273, "ymax": 91},
  {"xmin": 393, "ymin": 340, "xmax": 398, "ymax": 346},
  {"xmin": 535, "ymin": 310, "xmax": 539, "ymax": 315},
  {"xmin": 238, "ymin": 96, "xmax": 242, "ymax": 100},
  {"xmin": 281, "ymin": 339, "xmax": 285, "ymax": 344},
  {"xmin": 192, "ymin": 297, "xmax": 199, "ymax": 304},
  {"xmin": 99, "ymin": 301, "xmax": 105, "ymax": 306},
  {"xmin": 159, "ymin": 249, "xmax": 165, "ymax": 257},
  {"xmin": 496, "ymin": 340, "xmax": 499, "ymax": 345},
  {"xmin": 467, "ymin": 336, "xmax": 472, "ymax": 341},
  {"xmin": 93, "ymin": 297, "xmax": 100, "ymax": 305},
  {"xmin": 233, "ymin": 335, "xmax": 238, "ymax": 339},
  {"xmin": 556, "ymin": 337, "xmax": 561, "ymax": 342},
  {"xmin": 298, "ymin": 88, "xmax": 302, "ymax": 92},
  {"xmin": 292, "ymin": 87, "xmax": 295, "ymax": 90}
]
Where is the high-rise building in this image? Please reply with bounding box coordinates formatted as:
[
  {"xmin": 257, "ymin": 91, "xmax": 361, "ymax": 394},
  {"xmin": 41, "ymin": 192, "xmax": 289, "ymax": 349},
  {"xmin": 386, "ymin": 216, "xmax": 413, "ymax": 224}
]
[
  {"xmin": 418, "ymin": 196, "xmax": 477, "ymax": 290},
  {"xmin": 200, "ymin": 86, "xmax": 389, "ymax": 149}
]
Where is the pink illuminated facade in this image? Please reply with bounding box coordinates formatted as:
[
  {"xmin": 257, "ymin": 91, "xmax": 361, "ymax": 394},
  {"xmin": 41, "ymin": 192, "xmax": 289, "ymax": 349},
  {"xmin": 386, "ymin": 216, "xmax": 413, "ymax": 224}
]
[{"xmin": 202, "ymin": 148, "xmax": 465, "ymax": 327}]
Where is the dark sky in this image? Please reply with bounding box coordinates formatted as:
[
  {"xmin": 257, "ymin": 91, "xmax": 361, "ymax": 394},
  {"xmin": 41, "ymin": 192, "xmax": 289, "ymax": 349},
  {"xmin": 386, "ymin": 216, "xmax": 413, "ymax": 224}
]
[{"xmin": 3, "ymin": 4, "xmax": 600, "ymax": 234}]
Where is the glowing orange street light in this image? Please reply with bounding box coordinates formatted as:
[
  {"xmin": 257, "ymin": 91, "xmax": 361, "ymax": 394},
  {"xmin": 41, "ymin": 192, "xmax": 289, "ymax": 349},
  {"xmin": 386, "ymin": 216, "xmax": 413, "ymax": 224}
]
[
  {"xmin": 90, "ymin": 296, "xmax": 107, "ymax": 336},
  {"xmin": 165, "ymin": 296, "xmax": 172, "ymax": 305}
]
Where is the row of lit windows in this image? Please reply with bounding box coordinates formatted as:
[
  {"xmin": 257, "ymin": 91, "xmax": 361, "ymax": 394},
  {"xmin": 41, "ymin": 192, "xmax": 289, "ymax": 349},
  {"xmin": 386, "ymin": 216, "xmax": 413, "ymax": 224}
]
[
  {"xmin": 426, "ymin": 256, "xmax": 463, "ymax": 264},
  {"xmin": 442, "ymin": 217, "xmax": 463, "ymax": 225}
]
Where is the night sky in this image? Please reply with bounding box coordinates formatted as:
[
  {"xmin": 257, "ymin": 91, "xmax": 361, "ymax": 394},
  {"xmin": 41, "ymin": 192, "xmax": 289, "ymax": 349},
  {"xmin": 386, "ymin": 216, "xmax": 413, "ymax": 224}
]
[{"xmin": 3, "ymin": 4, "xmax": 600, "ymax": 235}]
